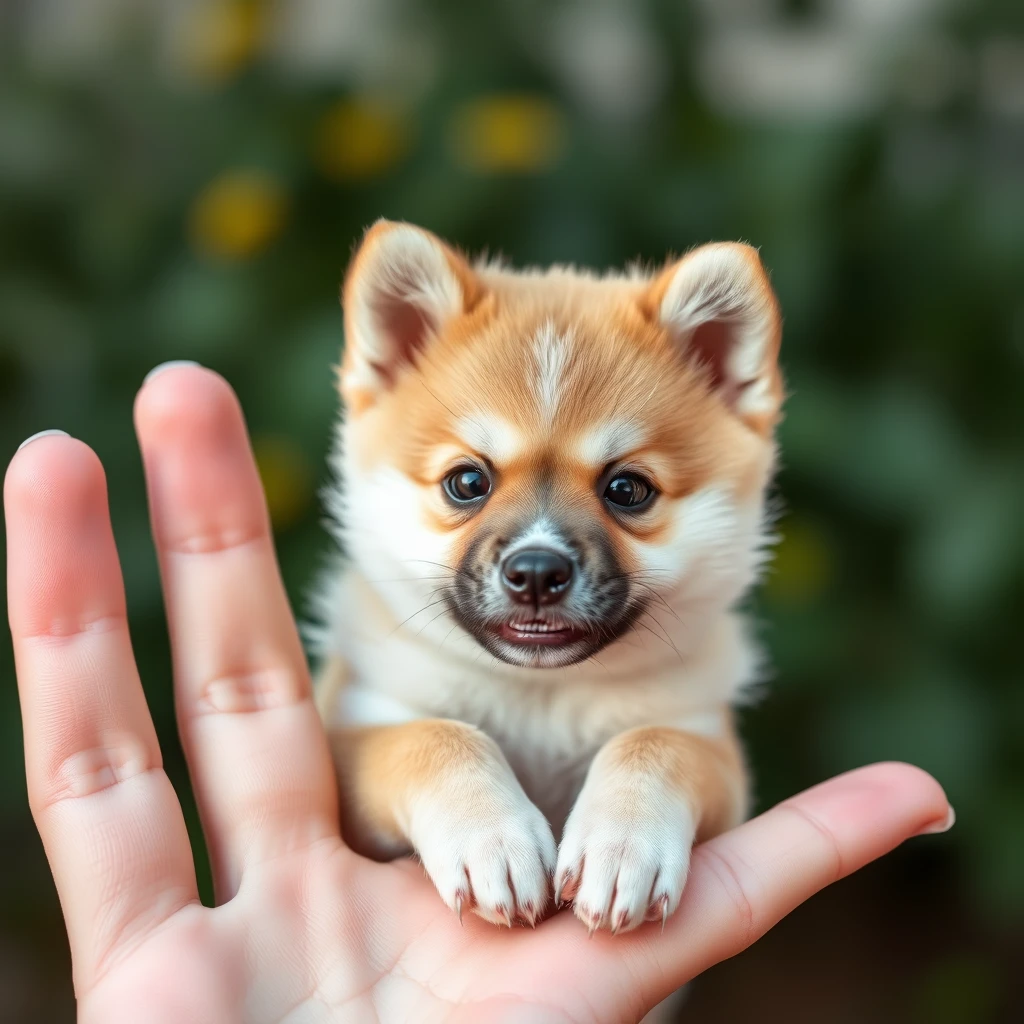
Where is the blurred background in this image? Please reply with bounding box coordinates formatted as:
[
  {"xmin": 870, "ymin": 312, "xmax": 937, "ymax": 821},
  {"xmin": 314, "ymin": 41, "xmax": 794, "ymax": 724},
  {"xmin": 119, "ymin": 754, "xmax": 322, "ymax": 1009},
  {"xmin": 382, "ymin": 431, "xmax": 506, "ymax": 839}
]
[{"xmin": 1, "ymin": 0, "xmax": 1022, "ymax": 1020}]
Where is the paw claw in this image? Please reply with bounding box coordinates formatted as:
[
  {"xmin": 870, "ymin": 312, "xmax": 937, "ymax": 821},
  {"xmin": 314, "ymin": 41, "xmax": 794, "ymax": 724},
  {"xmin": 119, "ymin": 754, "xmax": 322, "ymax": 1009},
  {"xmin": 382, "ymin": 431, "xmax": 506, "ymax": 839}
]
[
  {"xmin": 413, "ymin": 786, "xmax": 556, "ymax": 929},
  {"xmin": 554, "ymin": 867, "xmax": 580, "ymax": 906},
  {"xmin": 556, "ymin": 786, "xmax": 695, "ymax": 936},
  {"xmin": 576, "ymin": 902, "xmax": 604, "ymax": 936}
]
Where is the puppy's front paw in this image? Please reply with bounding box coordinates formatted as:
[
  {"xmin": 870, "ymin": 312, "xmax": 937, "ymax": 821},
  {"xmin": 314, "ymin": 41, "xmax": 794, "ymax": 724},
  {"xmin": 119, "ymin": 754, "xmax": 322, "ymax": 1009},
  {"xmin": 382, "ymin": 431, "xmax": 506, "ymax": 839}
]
[
  {"xmin": 555, "ymin": 775, "xmax": 696, "ymax": 934},
  {"xmin": 410, "ymin": 773, "xmax": 556, "ymax": 927}
]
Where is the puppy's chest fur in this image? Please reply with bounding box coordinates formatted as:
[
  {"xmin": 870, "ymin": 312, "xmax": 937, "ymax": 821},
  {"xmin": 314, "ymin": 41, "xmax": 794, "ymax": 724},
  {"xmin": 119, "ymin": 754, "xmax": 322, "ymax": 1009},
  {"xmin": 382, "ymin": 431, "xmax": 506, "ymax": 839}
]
[{"xmin": 318, "ymin": 568, "xmax": 754, "ymax": 831}]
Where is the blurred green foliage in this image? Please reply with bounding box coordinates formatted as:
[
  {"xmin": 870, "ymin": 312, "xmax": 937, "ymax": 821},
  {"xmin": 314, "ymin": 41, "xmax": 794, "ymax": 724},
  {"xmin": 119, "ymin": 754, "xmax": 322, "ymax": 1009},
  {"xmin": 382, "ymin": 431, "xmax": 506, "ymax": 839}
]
[{"xmin": 1, "ymin": 0, "xmax": 1022, "ymax": 1019}]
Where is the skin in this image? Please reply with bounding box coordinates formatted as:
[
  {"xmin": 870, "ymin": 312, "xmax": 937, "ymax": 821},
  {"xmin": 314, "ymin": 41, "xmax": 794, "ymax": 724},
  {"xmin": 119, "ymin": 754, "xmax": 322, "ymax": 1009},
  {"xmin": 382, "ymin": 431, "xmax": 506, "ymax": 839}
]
[{"xmin": 5, "ymin": 365, "xmax": 953, "ymax": 1024}]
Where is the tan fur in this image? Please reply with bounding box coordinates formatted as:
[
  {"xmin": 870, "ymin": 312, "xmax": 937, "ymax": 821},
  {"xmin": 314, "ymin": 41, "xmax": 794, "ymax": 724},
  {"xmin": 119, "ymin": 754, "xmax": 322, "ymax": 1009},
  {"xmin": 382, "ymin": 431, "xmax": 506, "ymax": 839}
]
[
  {"xmin": 314, "ymin": 220, "xmax": 784, "ymax": 938},
  {"xmin": 327, "ymin": 718, "xmax": 506, "ymax": 859},
  {"xmin": 595, "ymin": 722, "xmax": 747, "ymax": 843}
]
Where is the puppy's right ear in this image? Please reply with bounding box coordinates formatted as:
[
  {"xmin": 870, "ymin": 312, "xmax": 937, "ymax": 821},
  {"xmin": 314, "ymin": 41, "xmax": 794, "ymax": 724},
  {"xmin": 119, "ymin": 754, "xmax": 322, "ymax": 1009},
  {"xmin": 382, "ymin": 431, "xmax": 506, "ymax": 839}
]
[{"xmin": 341, "ymin": 220, "xmax": 482, "ymax": 409}]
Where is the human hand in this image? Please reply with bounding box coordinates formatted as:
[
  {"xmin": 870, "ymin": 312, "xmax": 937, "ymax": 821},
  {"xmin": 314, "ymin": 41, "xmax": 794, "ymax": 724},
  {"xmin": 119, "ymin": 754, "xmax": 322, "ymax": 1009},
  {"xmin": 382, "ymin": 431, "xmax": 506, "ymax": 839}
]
[{"xmin": 5, "ymin": 365, "xmax": 953, "ymax": 1024}]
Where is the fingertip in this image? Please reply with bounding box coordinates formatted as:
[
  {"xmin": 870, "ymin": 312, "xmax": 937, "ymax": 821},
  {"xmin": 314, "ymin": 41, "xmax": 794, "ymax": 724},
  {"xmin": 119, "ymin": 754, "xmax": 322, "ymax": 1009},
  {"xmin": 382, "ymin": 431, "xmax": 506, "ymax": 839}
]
[
  {"xmin": 6, "ymin": 435, "xmax": 126, "ymax": 641},
  {"xmin": 782, "ymin": 761, "xmax": 952, "ymax": 851},
  {"xmin": 797, "ymin": 760, "xmax": 946, "ymax": 808},
  {"xmin": 5, "ymin": 434, "xmax": 106, "ymax": 518},
  {"xmin": 134, "ymin": 363, "xmax": 243, "ymax": 443},
  {"xmin": 915, "ymin": 804, "xmax": 956, "ymax": 836},
  {"xmin": 845, "ymin": 761, "xmax": 950, "ymax": 826},
  {"xmin": 866, "ymin": 760, "xmax": 946, "ymax": 798},
  {"xmin": 868, "ymin": 761, "xmax": 952, "ymax": 836},
  {"xmin": 134, "ymin": 363, "xmax": 266, "ymax": 552}
]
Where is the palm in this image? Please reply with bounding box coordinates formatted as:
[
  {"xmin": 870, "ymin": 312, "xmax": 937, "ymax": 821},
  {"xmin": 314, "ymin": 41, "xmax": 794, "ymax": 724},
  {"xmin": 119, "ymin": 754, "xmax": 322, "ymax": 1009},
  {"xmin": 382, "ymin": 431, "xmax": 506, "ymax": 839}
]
[
  {"xmin": 6, "ymin": 366, "xmax": 950, "ymax": 1024},
  {"xmin": 84, "ymin": 852, "xmax": 651, "ymax": 1023}
]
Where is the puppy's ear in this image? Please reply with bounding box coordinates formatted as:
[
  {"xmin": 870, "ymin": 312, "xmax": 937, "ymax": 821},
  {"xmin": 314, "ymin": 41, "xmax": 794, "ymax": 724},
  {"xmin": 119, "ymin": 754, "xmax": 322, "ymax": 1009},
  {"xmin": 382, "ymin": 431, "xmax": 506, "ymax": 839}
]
[
  {"xmin": 643, "ymin": 243, "xmax": 783, "ymax": 432},
  {"xmin": 341, "ymin": 220, "xmax": 483, "ymax": 408}
]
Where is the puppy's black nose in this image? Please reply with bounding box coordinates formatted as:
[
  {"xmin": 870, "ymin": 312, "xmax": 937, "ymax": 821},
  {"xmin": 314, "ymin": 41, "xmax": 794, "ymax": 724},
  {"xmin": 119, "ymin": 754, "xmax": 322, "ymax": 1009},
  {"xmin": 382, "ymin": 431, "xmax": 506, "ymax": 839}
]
[{"xmin": 501, "ymin": 548, "xmax": 573, "ymax": 605}]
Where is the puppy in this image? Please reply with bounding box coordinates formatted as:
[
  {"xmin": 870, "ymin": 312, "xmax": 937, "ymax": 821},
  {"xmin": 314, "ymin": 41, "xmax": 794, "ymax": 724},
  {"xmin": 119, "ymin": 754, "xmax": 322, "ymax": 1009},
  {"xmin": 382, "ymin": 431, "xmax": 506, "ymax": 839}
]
[{"xmin": 312, "ymin": 220, "xmax": 782, "ymax": 936}]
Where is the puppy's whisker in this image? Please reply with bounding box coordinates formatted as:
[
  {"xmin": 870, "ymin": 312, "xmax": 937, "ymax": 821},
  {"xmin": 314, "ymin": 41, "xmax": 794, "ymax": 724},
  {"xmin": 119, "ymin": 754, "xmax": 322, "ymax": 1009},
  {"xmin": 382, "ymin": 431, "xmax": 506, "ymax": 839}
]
[
  {"xmin": 629, "ymin": 582, "xmax": 682, "ymax": 624},
  {"xmin": 365, "ymin": 574, "xmax": 455, "ymax": 584},
  {"xmin": 403, "ymin": 558, "xmax": 461, "ymax": 574},
  {"xmin": 388, "ymin": 594, "xmax": 453, "ymax": 636},
  {"xmin": 416, "ymin": 378, "xmax": 458, "ymax": 418},
  {"xmin": 412, "ymin": 604, "xmax": 456, "ymax": 639},
  {"xmin": 635, "ymin": 619, "xmax": 684, "ymax": 664},
  {"xmin": 440, "ymin": 621, "xmax": 462, "ymax": 648}
]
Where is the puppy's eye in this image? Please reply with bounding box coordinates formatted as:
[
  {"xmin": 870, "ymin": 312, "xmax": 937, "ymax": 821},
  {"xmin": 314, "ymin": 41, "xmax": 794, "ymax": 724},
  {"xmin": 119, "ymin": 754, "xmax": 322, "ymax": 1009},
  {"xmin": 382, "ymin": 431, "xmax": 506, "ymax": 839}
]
[
  {"xmin": 444, "ymin": 467, "xmax": 491, "ymax": 503},
  {"xmin": 604, "ymin": 472, "xmax": 655, "ymax": 510}
]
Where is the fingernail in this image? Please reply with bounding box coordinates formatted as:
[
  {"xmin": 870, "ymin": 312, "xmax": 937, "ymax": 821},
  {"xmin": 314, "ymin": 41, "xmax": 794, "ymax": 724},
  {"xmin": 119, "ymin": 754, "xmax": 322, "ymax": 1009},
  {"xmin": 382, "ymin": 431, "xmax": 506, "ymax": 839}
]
[
  {"xmin": 915, "ymin": 805, "xmax": 956, "ymax": 836},
  {"xmin": 18, "ymin": 429, "xmax": 70, "ymax": 451},
  {"xmin": 144, "ymin": 360, "xmax": 200, "ymax": 384}
]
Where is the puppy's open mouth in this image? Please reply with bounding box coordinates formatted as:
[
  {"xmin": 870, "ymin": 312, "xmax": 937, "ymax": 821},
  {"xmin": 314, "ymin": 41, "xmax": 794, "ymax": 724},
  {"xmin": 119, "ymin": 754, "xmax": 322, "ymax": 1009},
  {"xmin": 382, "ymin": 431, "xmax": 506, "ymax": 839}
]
[{"xmin": 493, "ymin": 617, "xmax": 592, "ymax": 647}]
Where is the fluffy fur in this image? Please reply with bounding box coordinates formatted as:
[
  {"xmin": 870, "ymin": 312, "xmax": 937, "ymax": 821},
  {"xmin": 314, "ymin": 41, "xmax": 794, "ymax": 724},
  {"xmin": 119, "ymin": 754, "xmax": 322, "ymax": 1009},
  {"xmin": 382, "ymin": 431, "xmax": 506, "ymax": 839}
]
[{"xmin": 311, "ymin": 220, "xmax": 783, "ymax": 943}]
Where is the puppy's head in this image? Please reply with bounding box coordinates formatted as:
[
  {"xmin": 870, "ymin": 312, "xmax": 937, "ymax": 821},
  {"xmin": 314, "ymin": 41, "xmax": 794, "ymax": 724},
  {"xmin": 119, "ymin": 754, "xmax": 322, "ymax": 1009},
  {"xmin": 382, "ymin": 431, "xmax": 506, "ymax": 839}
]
[{"xmin": 336, "ymin": 220, "xmax": 782, "ymax": 669}]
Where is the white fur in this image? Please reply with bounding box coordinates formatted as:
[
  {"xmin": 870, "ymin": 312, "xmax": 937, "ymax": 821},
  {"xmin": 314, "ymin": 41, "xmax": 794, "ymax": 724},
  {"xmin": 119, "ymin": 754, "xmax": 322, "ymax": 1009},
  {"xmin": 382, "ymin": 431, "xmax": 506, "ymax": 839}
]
[
  {"xmin": 575, "ymin": 418, "xmax": 648, "ymax": 466},
  {"xmin": 505, "ymin": 516, "xmax": 569, "ymax": 554},
  {"xmin": 670, "ymin": 708, "xmax": 728, "ymax": 738},
  {"xmin": 336, "ymin": 454, "xmax": 465, "ymax": 637},
  {"xmin": 532, "ymin": 320, "xmax": 572, "ymax": 423},
  {"xmin": 455, "ymin": 413, "xmax": 525, "ymax": 463},
  {"xmin": 404, "ymin": 740, "xmax": 558, "ymax": 926},
  {"xmin": 633, "ymin": 484, "xmax": 769, "ymax": 612},
  {"xmin": 338, "ymin": 686, "xmax": 421, "ymax": 727},
  {"xmin": 556, "ymin": 754, "xmax": 697, "ymax": 933}
]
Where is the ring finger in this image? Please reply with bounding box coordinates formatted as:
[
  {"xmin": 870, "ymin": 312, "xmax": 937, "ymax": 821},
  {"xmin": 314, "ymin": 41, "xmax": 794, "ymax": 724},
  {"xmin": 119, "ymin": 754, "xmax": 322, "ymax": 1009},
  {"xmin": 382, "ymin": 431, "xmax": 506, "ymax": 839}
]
[{"xmin": 134, "ymin": 364, "xmax": 338, "ymax": 898}]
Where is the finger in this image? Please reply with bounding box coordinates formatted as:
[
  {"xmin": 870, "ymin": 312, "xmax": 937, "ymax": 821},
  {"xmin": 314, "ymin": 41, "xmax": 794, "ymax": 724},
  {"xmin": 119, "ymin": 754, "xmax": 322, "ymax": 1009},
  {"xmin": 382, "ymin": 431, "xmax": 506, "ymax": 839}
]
[
  {"xmin": 6, "ymin": 435, "xmax": 198, "ymax": 991},
  {"xmin": 134, "ymin": 365, "xmax": 337, "ymax": 897},
  {"xmin": 629, "ymin": 762, "xmax": 952, "ymax": 1005}
]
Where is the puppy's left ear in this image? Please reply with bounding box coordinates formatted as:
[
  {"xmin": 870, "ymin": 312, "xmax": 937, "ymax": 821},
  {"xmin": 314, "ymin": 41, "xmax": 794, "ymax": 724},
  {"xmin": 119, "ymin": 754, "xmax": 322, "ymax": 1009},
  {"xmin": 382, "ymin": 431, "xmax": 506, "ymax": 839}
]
[{"xmin": 643, "ymin": 243, "xmax": 783, "ymax": 432}]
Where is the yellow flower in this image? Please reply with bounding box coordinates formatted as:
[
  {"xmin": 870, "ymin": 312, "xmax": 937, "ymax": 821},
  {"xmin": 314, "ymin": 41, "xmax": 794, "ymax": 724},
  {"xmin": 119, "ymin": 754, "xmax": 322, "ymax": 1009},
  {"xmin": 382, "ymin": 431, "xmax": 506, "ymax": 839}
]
[
  {"xmin": 179, "ymin": 0, "xmax": 264, "ymax": 83},
  {"xmin": 448, "ymin": 95, "xmax": 565, "ymax": 174},
  {"xmin": 314, "ymin": 98, "xmax": 413, "ymax": 181},
  {"xmin": 252, "ymin": 435, "xmax": 314, "ymax": 532},
  {"xmin": 189, "ymin": 171, "xmax": 288, "ymax": 260},
  {"xmin": 765, "ymin": 519, "xmax": 833, "ymax": 605}
]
